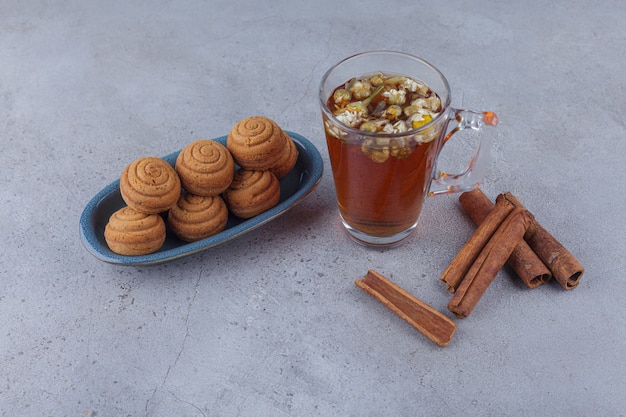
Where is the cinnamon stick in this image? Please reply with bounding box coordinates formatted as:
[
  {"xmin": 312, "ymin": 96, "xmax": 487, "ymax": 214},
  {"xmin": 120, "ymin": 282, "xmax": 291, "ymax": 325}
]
[
  {"xmin": 355, "ymin": 270, "xmax": 456, "ymax": 347},
  {"xmin": 448, "ymin": 207, "xmax": 532, "ymax": 318},
  {"xmin": 459, "ymin": 189, "xmax": 552, "ymax": 288},
  {"xmin": 501, "ymin": 192, "xmax": 584, "ymax": 290},
  {"xmin": 440, "ymin": 196, "xmax": 515, "ymax": 292}
]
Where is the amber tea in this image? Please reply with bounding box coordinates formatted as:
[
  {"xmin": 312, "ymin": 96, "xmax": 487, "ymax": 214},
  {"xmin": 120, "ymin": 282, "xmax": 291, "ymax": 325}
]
[
  {"xmin": 319, "ymin": 51, "xmax": 497, "ymax": 246},
  {"xmin": 325, "ymin": 129, "xmax": 440, "ymax": 237},
  {"xmin": 323, "ymin": 71, "xmax": 445, "ymax": 243}
]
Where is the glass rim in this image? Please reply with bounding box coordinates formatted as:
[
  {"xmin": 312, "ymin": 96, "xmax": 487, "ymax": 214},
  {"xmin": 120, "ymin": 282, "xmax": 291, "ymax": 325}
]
[{"xmin": 319, "ymin": 50, "xmax": 452, "ymax": 138}]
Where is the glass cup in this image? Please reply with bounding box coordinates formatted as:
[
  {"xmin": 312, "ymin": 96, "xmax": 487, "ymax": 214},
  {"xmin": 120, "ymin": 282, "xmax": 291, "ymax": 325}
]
[{"xmin": 319, "ymin": 50, "xmax": 498, "ymax": 246}]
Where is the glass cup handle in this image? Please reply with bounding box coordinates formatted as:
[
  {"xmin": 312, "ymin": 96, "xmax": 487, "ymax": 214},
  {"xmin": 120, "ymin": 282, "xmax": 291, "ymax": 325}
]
[{"xmin": 428, "ymin": 109, "xmax": 498, "ymax": 196}]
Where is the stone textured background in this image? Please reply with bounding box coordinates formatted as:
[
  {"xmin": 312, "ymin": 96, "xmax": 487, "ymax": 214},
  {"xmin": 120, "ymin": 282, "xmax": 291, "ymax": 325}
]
[{"xmin": 1, "ymin": 0, "xmax": 625, "ymax": 415}]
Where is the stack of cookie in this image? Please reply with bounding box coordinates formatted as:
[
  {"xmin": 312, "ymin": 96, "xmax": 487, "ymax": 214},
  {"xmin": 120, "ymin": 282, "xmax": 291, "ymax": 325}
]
[{"xmin": 104, "ymin": 116, "xmax": 298, "ymax": 256}]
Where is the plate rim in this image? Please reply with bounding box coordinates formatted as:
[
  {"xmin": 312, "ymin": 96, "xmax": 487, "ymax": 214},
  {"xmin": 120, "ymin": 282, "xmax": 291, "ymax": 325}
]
[{"xmin": 79, "ymin": 131, "xmax": 323, "ymax": 266}]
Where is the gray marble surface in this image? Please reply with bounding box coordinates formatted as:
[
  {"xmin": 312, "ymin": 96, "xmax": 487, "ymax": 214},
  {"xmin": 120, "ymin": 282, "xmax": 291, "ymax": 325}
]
[{"xmin": 2, "ymin": 0, "xmax": 625, "ymax": 416}]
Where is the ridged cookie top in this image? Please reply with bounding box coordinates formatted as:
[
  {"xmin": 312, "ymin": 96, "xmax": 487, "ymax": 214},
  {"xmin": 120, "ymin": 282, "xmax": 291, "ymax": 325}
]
[
  {"xmin": 104, "ymin": 206, "xmax": 166, "ymax": 255},
  {"xmin": 120, "ymin": 157, "xmax": 181, "ymax": 214},
  {"xmin": 223, "ymin": 169, "xmax": 280, "ymax": 219},
  {"xmin": 167, "ymin": 192, "xmax": 229, "ymax": 242},
  {"xmin": 227, "ymin": 116, "xmax": 287, "ymax": 170},
  {"xmin": 269, "ymin": 132, "xmax": 299, "ymax": 179},
  {"xmin": 175, "ymin": 140, "xmax": 234, "ymax": 196}
]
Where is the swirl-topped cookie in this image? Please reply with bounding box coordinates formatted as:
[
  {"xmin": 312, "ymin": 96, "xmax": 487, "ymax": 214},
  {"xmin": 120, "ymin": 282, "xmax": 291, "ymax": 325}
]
[
  {"xmin": 227, "ymin": 116, "xmax": 288, "ymax": 171},
  {"xmin": 104, "ymin": 206, "xmax": 166, "ymax": 255},
  {"xmin": 175, "ymin": 139, "xmax": 234, "ymax": 196},
  {"xmin": 269, "ymin": 131, "xmax": 299, "ymax": 179},
  {"xmin": 120, "ymin": 157, "xmax": 181, "ymax": 214},
  {"xmin": 168, "ymin": 192, "xmax": 229, "ymax": 242},
  {"xmin": 223, "ymin": 169, "xmax": 280, "ymax": 218}
]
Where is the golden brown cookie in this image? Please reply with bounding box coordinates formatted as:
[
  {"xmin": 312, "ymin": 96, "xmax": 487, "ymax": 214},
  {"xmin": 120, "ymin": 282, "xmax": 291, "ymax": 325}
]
[
  {"xmin": 269, "ymin": 132, "xmax": 299, "ymax": 179},
  {"xmin": 222, "ymin": 169, "xmax": 280, "ymax": 219},
  {"xmin": 175, "ymin": 140, "xmax": 234, "ymax": 196},
  {"xmin": 167, "ymin": 192, "xmax": 229, "ymax": 242},
  {"xmin": 120, "ymin": 157, "xmax": 181, "ymax": 214},
  {"xmin": 104, "ymin": 206, "xmax": 166, "ymax": 256},
  {"xmin": 226, "ymin": 116, "xmax": 287, "ymax": 170}
]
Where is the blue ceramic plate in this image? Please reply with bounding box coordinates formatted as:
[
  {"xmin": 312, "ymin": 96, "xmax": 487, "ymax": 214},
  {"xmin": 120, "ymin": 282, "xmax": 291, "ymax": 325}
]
[{"xmin": 80, "ymin": 131, "xmax": 323, "ymax": 265}]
